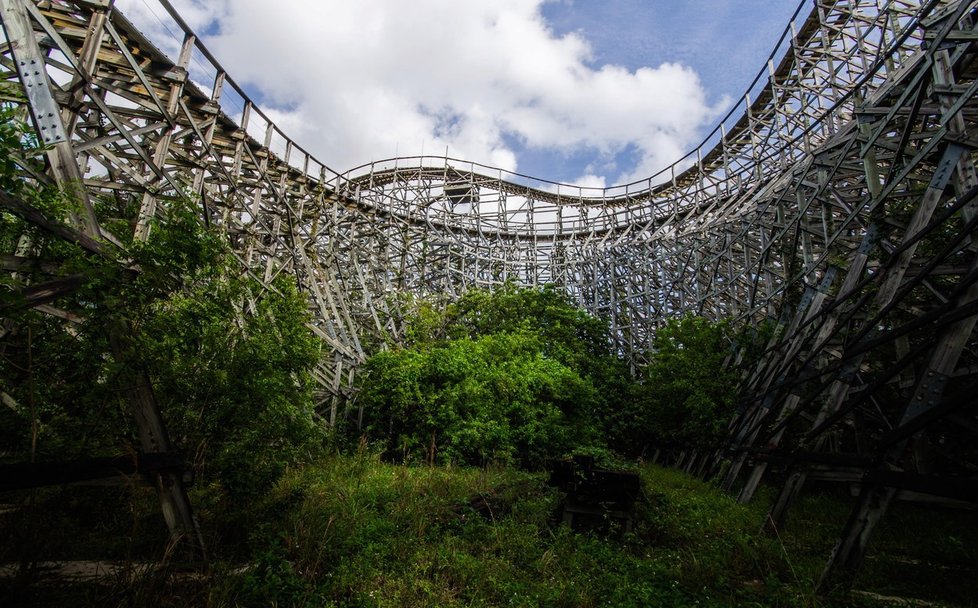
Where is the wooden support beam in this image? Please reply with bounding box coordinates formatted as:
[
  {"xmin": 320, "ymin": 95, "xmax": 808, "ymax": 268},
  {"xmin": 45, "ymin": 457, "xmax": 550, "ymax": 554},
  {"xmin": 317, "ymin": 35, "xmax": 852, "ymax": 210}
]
[
  {"xmin": 0, "ymin": 190, "xmax": 109, "ymax": 258},
  {"xmin": 0, "ymin": 452, "xmax": 188, "ymax": 492},
  {"xmin": 0, "ymin": 273, "xmax": 86, "ymax": 311}
]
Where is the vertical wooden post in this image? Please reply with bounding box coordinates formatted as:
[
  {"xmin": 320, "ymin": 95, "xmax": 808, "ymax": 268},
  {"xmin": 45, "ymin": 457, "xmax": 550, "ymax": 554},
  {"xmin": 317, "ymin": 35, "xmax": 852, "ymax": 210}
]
[{"xmin": 1, "ymin": 0, "xmax": 205, "ymax": 561}]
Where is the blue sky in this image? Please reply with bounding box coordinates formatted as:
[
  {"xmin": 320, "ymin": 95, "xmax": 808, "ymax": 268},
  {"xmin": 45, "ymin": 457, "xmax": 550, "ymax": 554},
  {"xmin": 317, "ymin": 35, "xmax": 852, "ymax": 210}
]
[
  {"xmin": 542, "ymin": 1, "xmax": 802, "ymax": 100},
  {"xmin": 117, "ymin": 0, "xmax": 806, "ymax": 187},
  {"xmin": 529, "ymin": 0, "xmax": 804, "ymax": 180}
]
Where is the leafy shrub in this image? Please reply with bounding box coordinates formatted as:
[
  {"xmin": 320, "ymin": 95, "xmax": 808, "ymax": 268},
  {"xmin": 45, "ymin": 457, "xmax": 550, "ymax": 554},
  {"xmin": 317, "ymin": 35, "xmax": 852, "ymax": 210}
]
[
  {"xmin": 359, "ymin": 329, "xmax": 600, "ymax": 467},
  {"xmin": 356, "ymin": 285, "xmax": 621, "ymax": 467},
  {"xmin": 0, "ymin": 107, "xmax": 323, "ymax": 502},
  {"xmin": 611, "ymin": 314, "xmax": 739, "ymax": 454},
  {"xmin": 357, "ymin": 286, "xmax": 741, "ymax": 464}
]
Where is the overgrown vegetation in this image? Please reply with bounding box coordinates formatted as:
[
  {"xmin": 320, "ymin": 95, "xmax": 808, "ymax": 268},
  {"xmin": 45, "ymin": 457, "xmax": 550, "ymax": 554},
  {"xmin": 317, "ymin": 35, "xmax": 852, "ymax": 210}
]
[
  {"xmin": 131, "ymin": 215, "xmax": 323, "ymax": 501},
  {"xmin": 612, "ymin": 315, "xmax": 740, "ymax": 454},
  {"xmin": 7, "ymin": 455, "xmax": 977, "ymax": 607},
  {"xmin": 3, "ymin": 105, "xmax": 973, "ymax": 608},
  {"xmin": 355, "ymin": 285, "xmax": 622, "ymax": 467},
  {"xmin": 353, "ymin": 285, "xmax": 740, "ymax": 467},
  {"xmin": 0, "ymin": 105, "xmax": 323, "ymax": 510},
  {"xmin": 233, "ymin": 457, "xmax": 797, "ymax": 607}
]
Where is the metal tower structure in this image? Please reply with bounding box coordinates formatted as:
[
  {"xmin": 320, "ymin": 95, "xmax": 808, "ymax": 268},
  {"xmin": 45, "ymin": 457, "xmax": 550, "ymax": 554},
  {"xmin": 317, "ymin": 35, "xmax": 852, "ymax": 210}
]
[{"xmin": 2, "ymin": 0, "xmax": 977, "ymax": 589}]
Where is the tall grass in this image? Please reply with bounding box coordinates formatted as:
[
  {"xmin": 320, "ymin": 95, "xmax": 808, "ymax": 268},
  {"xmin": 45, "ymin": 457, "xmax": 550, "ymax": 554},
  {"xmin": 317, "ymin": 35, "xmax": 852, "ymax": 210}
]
[
  {"xmin": 227, "ymin": 457, "xmax": 818, "ymax": 607},
  {"xmin": 3, "ymin": 456, "xmax": 974, "ymax": 607}
]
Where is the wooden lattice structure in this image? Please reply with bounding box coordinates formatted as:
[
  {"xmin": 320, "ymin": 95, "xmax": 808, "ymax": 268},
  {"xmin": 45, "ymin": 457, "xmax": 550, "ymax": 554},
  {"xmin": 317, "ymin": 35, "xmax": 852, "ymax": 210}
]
[{"xmin": 2, "ymin": 0, "xmax": 977, "ymax": 588}]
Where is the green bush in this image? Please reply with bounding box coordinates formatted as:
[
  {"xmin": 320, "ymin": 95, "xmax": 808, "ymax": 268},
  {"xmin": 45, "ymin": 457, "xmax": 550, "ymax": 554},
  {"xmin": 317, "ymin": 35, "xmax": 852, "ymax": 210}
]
[
  {"xmin": 0, "ymin": 107, "xmax": 323, "ymax": 502},
  {"xmin": 611, "ymin": 314, "xmax": 739, "ymax": 454},
  {"xmin": 354, "ymin": 284, "xmax": 633, "ymax": 467},
  {"xmin": 357, "ymin": 285, "xmax": 741, "ymax": 465},
  {"xmin": 359, "ymin": 329, "xmax": 600, "ymax": 467}
]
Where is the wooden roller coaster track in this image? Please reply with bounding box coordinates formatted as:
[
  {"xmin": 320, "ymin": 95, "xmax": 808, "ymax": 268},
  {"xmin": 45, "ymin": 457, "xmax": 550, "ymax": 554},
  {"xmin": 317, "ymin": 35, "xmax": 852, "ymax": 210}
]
[{"xmin": 2, "ymin": 0, "xmax": 977, "ymax": 589}]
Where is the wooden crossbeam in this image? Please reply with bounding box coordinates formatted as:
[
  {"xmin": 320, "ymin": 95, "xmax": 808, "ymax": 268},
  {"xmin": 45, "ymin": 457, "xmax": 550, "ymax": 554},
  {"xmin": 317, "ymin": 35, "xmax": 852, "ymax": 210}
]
[{"xmin": 0, "ymin": 452, "xmax": 188, "ymax": 492}]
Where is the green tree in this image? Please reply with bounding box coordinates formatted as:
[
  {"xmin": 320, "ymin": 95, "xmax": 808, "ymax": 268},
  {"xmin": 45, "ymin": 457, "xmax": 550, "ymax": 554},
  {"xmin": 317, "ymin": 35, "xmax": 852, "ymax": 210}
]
[
  {"xmin": 0, "ymin": 107, "xmax": 322, "ymax": 502},
  {"xmin": 442, "ymin": 283, "xmax": 611, "ymax": 370},
  {"xmin": 357, "ymin": 285, "xmax": 619, "ymax": 467},
  {"xmin": 612, "ymin": 314, "xmax": 738, "ymax": 454},
  {"xmin": 131, "ymin": 216, "xmax": 324, "ymax": 498},
  {"xmin": 447, "ymin": 283, "xmax": 634, "ymax": 439},
  {"xmin": 360, "ymin": 329, "xmax": 600, "ymax": 467}
]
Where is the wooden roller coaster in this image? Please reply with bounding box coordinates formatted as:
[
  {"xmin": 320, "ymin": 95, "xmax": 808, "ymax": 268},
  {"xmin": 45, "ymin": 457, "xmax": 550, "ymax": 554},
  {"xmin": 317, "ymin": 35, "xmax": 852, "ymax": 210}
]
[{"xmin": 1, "ymin": 0, "xmax": 976, "ymax": 589}]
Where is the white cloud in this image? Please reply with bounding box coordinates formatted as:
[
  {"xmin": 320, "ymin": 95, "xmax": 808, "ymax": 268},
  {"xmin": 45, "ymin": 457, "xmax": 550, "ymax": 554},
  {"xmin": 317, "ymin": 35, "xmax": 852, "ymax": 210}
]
[
  {"xmin": 114, "ymin": 0, "xmax": 225, "ymax": 57},
  {"xmin": 114, "ymin": 0, "xmax": 724, "ymax": 186},
  {"xmin": 569, "ymin": 174, "xmax": 606, "ymax": 189}
]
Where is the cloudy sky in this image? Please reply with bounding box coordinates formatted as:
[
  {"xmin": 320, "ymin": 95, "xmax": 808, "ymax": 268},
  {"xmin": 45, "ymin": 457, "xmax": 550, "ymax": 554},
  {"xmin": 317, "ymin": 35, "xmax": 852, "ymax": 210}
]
[{"xmin": 115, "ymin": 0, "xmax": 803, "ymax": 187}]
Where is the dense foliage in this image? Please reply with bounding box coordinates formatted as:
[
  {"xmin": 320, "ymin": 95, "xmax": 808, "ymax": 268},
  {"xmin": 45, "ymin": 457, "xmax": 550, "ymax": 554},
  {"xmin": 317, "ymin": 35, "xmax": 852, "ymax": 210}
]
[
  {"xmin": 0, "ymin": 106, "xmax": 322, "ymax": 501},
  {"xmin": 613, "ymin": 314, "xmax": 740, "ymax": 454},
  {"xmin": 131, "ymin": 216, "xmax": 323, "ymax": 498},
  {"xmin": 355, "ymin": 286, "xmax": 740, "ymax": 466},
  {"xmin": 356, "ymin": 285, "xmax": 620, "ymax": 467}
]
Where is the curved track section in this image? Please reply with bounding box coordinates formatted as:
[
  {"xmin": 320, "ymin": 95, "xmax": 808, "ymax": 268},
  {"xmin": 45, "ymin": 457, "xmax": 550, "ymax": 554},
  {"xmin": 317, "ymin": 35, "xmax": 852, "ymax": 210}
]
[
  {"xmin": 3, "ymin": 0, "xmax": 978, "ymax": 587},
  {"xmin": 0, "ymin": 0, "xmax": 951, "ymax": 372}
]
